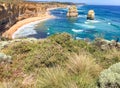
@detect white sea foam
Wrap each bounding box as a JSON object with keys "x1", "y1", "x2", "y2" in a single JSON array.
[
  {"x1": 60, "y1": 12, "x2": 64, "y2": 14},
  {"x1": 74, "y1": 23, "x2": 96, "y2": 29},
  {"x1": 72, "y1": 29, "x2": 83, "y2": 33},
  {"x1": 12, "y1": 18, "x2": 50, "y2": 39},
  {"x1": 108, "y1": 22, "x2": 111, "y2": 25},
  {"x1": 85, "y1": 20, "x2": 100, "y2": 24},
  {"x1": 78, "y1": 10, "x2": 85, "y2": 12},
  {"x1": 78, "y1": 15, "x2": 86, "y2": 18},
  {"x1": 76, "y1": 37, "x2": 83, "y2": 40},
  {"x1": 47, "y1": 32, "x2": 50, "y2": 35}
]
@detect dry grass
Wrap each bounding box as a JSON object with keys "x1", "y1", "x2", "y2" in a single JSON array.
[
  {"x1": 67, "y1": 52, "x2": 102, "y2": 76},
  {"x1": 65, "y1": 52, "x2": 102, "y2": 88},
  {"x1": 36, "y1": 67, "x2": 78, "y2": 88},
  {"x1": 0, "y1": 80, "x2": 22, "y2": 88},
  {"x1": 105, "y1": 48, "x2": 120, "y2": 59}
]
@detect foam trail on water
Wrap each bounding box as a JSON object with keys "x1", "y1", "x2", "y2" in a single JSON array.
[
  {"x1": 85, "y1": 20, "x2": 100, "y2": 24},
  {"x1": 72, "y1": 29, "x2": 83, "y2": 33},
  {"x1": 108, "y1": 22, "x2": 111, "y2": 25},
  {"x1": 78, "y1": 10, "x2": 85, "y2": 12},
  {"x1": 47, "y1": 32, "x2": 50, "y2": 35},
  {"x1": 74, "y1": 23, "x2": 96, "y2": 29},
  {"x1": 60, "y1": 12, "x2": 64, "y2": 14},
  {"x1": 76, "y1": 37, "x2": 83, "y2": 40},
  {"x1": 78, "y1": 15, "x2": 86, "y2": 18}
]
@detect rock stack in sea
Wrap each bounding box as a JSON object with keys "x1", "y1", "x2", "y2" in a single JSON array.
[
  {"x1": 87, "y1": 10, "x2": 95, "y2": 20},
  {"x1": 67, "y1": 6, "x2": 78, "y2": 17}
]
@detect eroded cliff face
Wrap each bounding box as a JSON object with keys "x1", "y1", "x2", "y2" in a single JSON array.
[{"x1": 0, "y1": 1, "x2": 67, "y2": 35}]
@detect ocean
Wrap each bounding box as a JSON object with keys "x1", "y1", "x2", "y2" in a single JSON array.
[{"x1": 13, "y1": 5, "x2": 120, "y2": 41}]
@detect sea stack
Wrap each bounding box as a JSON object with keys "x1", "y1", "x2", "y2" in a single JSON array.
[
  {"x1": 67, "y1": 5, "x2": 78, "y2": 17},
  {"x1": 87, "y1": 10, "x2": 95, "y2": 20}
]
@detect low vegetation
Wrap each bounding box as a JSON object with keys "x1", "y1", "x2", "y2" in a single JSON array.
[
  {"x1": 0, "y1": 33, "x2": 120, "y2": 88},
  {"x1": 98, "y1": 62, "x2": 120, "y2": 88}
]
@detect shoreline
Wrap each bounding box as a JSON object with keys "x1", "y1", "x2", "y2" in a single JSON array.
[
  {"x1": 12, "y1": 17, "x2": 54, "y2": 39},
  {"x1": 2, "y1": 11, "x2": 55, "y2": 39}
]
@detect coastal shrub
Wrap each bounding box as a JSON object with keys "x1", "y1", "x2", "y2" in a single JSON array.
[
  {"x1": 1, "y1": 38, "x2": 69, "y2": 72},
  {"x1": 48, "y1": 33, "x2": 90, "y2": 53},
  {"x1": 1, "y1": 33, "x2": 120, "y2": 88},
  {"x1": 48, "y1": 33, "x2": 72, "y2": 45},
  {"x1": 0, "y1": 41, "x2": 10, "y2": 50},
  {"x1": 84, "y1": 38, "x2": 120, "y2": 68},
  {"x1": 98, "y1": 62, "x2": 120, "y2": 88},
  {"x1": 91, "y1": 47, "x2": 120, "y2": 68},
  {"x1": 0, "y1": 37, "x2": 10, "y2": 41}
]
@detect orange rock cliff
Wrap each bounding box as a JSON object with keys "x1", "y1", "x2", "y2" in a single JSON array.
[{"x1": 0, "y1": 1, "x2": 68, "y2": 36}]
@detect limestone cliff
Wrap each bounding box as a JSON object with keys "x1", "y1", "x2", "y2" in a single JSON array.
[{"x1": 0, "y1": 1, "x2": 67, "y2": 35}]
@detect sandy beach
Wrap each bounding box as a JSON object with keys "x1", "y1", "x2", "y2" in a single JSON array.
[{"x1": 2, "y1": 12, "x2": 55, "y2": 39}]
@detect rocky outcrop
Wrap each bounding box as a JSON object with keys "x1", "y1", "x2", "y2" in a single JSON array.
[
  {"x1": 0, "y1": 53, "x2": 12, "y2": 64},
  {"x1": 87, "y1": 10, "x2": 95, "y2": 20},
  {"x1": 93, "y1": 38, "x2": 120, "y2": 50},
  {"x1": 67, "y1": 6, "x2": 78, "y2": 17}
]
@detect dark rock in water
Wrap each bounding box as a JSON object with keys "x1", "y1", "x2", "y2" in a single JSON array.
[
  {"x1": 87, "y1": 10, "x2": 95, "y2": 20},
  {"x1": 67, "y1": 6, "x2": 78, "y2": 17}
]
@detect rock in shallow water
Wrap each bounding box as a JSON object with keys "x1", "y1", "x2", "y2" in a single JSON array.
[
  {"x1": 67, "y1": 6, "x2": 78, "y2": 17},
  {"x1": 87, "y1": 10, "x2": 95, "y2": 20}
]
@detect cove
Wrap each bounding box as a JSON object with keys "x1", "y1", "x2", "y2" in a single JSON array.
[{"x1": 12, "y1": 5, "x2": 120, "y2": 41}]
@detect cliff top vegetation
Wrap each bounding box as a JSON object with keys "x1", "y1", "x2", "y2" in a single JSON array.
[{"x1": 0, "y1": 33, "x2": 120, "y2": 88}]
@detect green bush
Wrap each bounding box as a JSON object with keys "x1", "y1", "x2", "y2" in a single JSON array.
[
  {"x1": 98, "y1": 62, "x2": 120, "y2": 88},
  {"x1": 48, "y1": 33, "x2": 72, "y2": 45}
]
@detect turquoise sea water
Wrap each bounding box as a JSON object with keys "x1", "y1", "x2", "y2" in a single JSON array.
[{"x1": 13, "y1": 5, "x2": 120, "y2": 41}]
